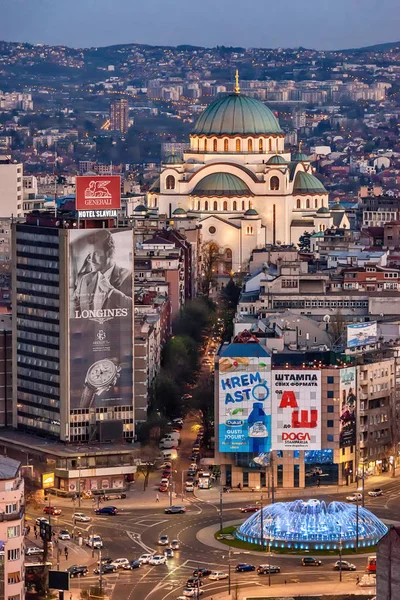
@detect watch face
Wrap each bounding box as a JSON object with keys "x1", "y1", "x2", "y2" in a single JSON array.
[{"x1": 87, "y1": 359, "x2": 116, "y2": 389}]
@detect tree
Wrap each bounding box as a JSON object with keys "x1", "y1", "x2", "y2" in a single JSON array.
[
  {"x1": 163, "y1": 335, "x2": 199, "y2": 384},
  {"x1": 134, "y1": 445, "x2": 160, "y2": 491},
  {"x1": 190, "y1": 372, "x2": 214, "y2": 441},
  {"x1": 201, "y1": 241, "x2": 221, "y2": 295},
  {"x1": 298, "y1": 231, "x2": 311, "y2": 252},
  {"x1": 150, "y1": 369, "x2": 182, "y2": 418},
  {"x1": 329, "y1": 310, "x2": 346, "y2": 345},
  {"x1": 221, "y1": 279, "x2": 241, "y2": 309}
]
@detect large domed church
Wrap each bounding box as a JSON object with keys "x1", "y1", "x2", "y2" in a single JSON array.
[{"x1": 147, "y1": 74, "x2": 347, "y2": 272}]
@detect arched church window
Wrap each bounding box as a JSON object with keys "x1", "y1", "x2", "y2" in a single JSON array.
[
  {"x1": 242, "y1": 201, "x2": 245, "y2": 210},
  {"x1": 233, "y1": 201, "x2": 237, "y2": 210},
  {"x1": 270, "y1": 176, "x2": 279, "y2": 191},
  {"x1": 166, "y1": 175, "x2": 175, "y2": 190},
  {"x1": 197, "y1": 201, "x2": 200, "y2": 210},
  {"x1": 196, "y1": 138, "x2": 199, "y2": 151},
  {"x1": 236, "y1": 139, "x2": 241, "y2": 152},
  {"x1": 154, "y1": 198, "x2": 158, "y2": 207},
  {"x1": 204, "y1": 139, "x2": 208, "y2": 152},
  {"x1": 223, "y1": 201, "x2": 228, "y2": 210},
  {"x1": 213, "y1": 201, "x2": 218, "y2": 211},
  {"x1": 248, "y1": 139, "x2": 253, "y2": 152},
  {"x1": 224, "y1": 139, "x2": 229, "y2": 152},
  {"x1": 306, "y1": 198, "x2": 310, "y2": 209},
  {"x1": 315, "y1": 198, "x2": 318, "y2": 208},
  {"x1": 269, "y1": 139, "x2": 272, "y2": 152},
  {"x1": 259, "y1": 139, "x2": 263, "y2": 153},
  {"x1": 205, "y1": 201, "x2": 208, "y2": 210},
  {"x1": 213, "y1": 139, "x2": 217, "y2": 152},
  {"x1": 296, "y1": 199, "x2": 301, "y2": 209}
]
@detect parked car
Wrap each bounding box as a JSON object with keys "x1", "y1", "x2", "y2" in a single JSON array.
[
  {"x1": 185, "y1": 483, "x2": 194, "y2": 493},
  {"x1": 67, "y1": 565, "x2": 88, "y2": 578},
  {"x1": 160, "y1": 478, "x2": 169, "y2": 487},
  {"x1": 193, "y1": 568, "x2": 211, "y2": 577},
  {"x1": 25, "y1": 547, "x2": 44, "y2": 556},
  {"x1": 94, "y1": 506, "x2": 118, "y2": 515},
  {"x1": 35, "y1": 517, "x2": 49, "y2": 527},
  {"x1": 209, "y1": 571, "x2": 228, "y2": 580},
  {"x1": 58, "y1": 530, "x2": 71, "y2": 541},
  {"x1": 240, "y1": 505, "x2": 259, "y2": 513},
  {"x1": 111, "y1": 558, "x2": 130, "y2": 569},
  {"x1": 43, "y1": 506, "x2": 61, "y2": 516},
  {"x1": 170, "y1": 540, "x2": 180, "y2": 550},
  {"x1": 138, "y1": 553, "x2": 153, "y2": 564},
  {"x1": 183, "y1": 589, "x2": 204, "y2": 597},
  {"x1": 97, "y1": 557, "x2": 113, "y2": 566},
  {"x1": 186, "y1": 578, "x2": 203, "y2": 588},
  {"x1": 73, "y1": 513, "x2": 91, "y2": 522},
  {"x1": 346, "y1": 493, "x2": 362, "y2": 502},
  {"x1": 334, "y1": 560, "x2": 356, "y2": 571},
  {"x1": 302, "y1": 557, "x2": 322, "y2": 566},
  {"x1": 149, "y1": 554, "x2": 167, "y2": 565},
  {"x1": 159, "y1": 485, "x2": 168, "y2": 493},
  {"x1": 93, "y1": 564, "x2": 117, "y2": 575},
  {"x1": 257, "y1": 564, "x2": 281, "y2": 574},
  {"x1": 165, "y1": 505, "x2": 186, "y2": 514},
  {"x1": 103, "y1": 492, "x2": 126, "y2": 501},
  {"x1": 127, "y1": 560, "x2": 140, "y2": 570},
  {"x1": 86, "y1": 535, "x2": 103, "y2": 549},
  {"x1": 368, "y1": 488, "x2": 383, "y2": 497},
  {"x1": 158, "y1": 535, "x2": 169, "y2": 546},
  {"x1": 236, "y1": 563, "x2": 255, "y2": 572}
]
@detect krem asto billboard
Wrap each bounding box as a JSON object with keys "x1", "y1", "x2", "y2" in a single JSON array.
[
  {"x1": 76, "y1": 175, "x2": 121, "y2": 211},
  {"x1": 272, "y1": 370, "x2": 321, "y2": 450},
  {"x1": 68, "y1": 228, "x2": 133, "y2": 410},
  {"x1": 218, "y1": 356, "x2": 271, "y2": 453}
]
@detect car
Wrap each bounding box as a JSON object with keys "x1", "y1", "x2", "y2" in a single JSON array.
[
  {"x1": 186, "y1": 578, "x2": 203, "y2": 588},
  {"x1": 35, "y1": 517, "x2": 49, "y2": 526},
  {"x1": 94, "y1": 506, "x2": 118, "y2": 515},
  {"x1": 187, "y1": 469, "x2": 196, "y2": 477},
  {"x1": 160, "y1": 461, "x2": 172, "y2": 470},
  {"x1": 67, "y1": 565, "x2": 88, "y2": 578},
  {"x1": 159, "y1": 485, "x2": 169, "y2": 493},
  {"x1": 162, "y1": 471, "x2": 172, "y2": 478},
  {"x1": 170, "y1": 540, "x2": 180, "y2": 550},
  {"x1": 235, "y1": 563, "x2": 255, "y2": 572},
  {"x1": 183, "y1": 589, "x2": 204, "y2": 597},
  {"x1": 158, "y1": 535, "x2": 169, "y2": 546},
  {"x1": 189, "y1": 463, "x2": 197, "y2": 470},
  {"x1": 186, "y1": 477, "x2": 195, "y2": 484},
  {"x1": 160, "y1": 478, "x2": 170, "y2": 487},
  {"x1": 86, "y1": 535, "x2": 103, "y2": 549},
  {"x1": 25, "y1": 547, "x2": 44, "y2": 556},
  {"x1": 111, "y1": 558, "x2": 130, "y2": 569},
  {"x1": 97, "y1": 557, "x2": 113, "y2": 566},
  {"x1": 185, "y1": 484, "x2": 194, "y2": 493},
  {"x1": 190, "y1": 454, "x2": 200, "y2": 461},
  {"x1": 127, "y1": 559, "x2": 140, "y2": 570},
  {"x1": 334, "y1": 560, "x2": 356, "y2": 571},
  {"x1": 368, "y1": 488, "x2": 383, "y2": 497},
  {"x1": 93, "y1": 564, "x2": 117, "y2": 575},
  {"x1": 149, "y1": 554, "x2": 167, "y2": 565},
  {"x1": 103, "y1": 492, "x2": 126, "y2": 501},
  {"x1": 346, "y1": 493, "x2": 363, "y2": 502},
  {"x1": 165, "y1": 505, "x2": 186, "y2": 514},
  {"x1": 193, "y1": 568, "x2": 211, "y2": 577},
  {"x1": 73, "y1": 513, "x2": 91, "y2": 522},
  {"x1": 240, "y1": 505, "x2": 259, "y2": 513},
  {"x1": 302, "y1": 557, "x2": 322, "y2": 566},
  {"x1": 138, "y1": 553, "x2": 153, "y2": 564},
  {"x1": 192, "y1": 445, "x2": 200, "y2": 452},
  {"x1": 58, "y1": 530, "x2": 71, "y2": 541},
  {"x1": 164, "y1": 548, "x2": 174, "y2": 559},
  {"x1": 209, "y1": 571, "x2": 228, "y2": 580},
  {"x1": 257, "y1": 564, "x2": 281, "y2": 574},
  {"x1": 43, "y1": 506, "x2": 62, "y2": 516}
]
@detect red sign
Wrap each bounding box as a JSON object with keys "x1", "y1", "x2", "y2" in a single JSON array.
[{"x1": 76, "y1": 176, "x2": 121, "y2": 211}]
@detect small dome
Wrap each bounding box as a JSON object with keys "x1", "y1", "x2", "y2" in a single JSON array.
[
  {"x1": 192, "y1": 93, "x2": 283, "y2": 136},
  {"x1": 266, "y1": 155, "x2": 287, "y2": 165},
  {"x1": 163, "y1": 154, "x2": 184, "y2": 165},
  {"x1": 293, "y1": 171, "x2": 327, "y2": 194},
  {"x1": 244, "y1": 207, "x2": 259, "y2": 216},
  {"x1": 331, "y1": 201, "x2": 345, "y2": 211},
  {"x1": 190, "y1": 173, "x2": 253, "y2": 197},
  {"x1": 317, "y1": 206, "x2": 330, "y2": 214},
  {"x1": 134, "y1": 204, "x2": 147, "y2": 212},
  {"x1": 292, "y1": 151, "x2": 310, "y2": 162},
  {"x1": 172, "y1": 207, "x2": 187, "y2": 216}
]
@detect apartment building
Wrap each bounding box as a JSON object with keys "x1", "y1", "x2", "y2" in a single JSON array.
[{"x1": 0, "y1": 157, "x2": 23, "y2": 218}]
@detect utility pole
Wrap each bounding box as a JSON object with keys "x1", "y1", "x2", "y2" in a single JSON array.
[
  {"x1": 228, "y1": 546, "x2": 231, "y2": 595},
  {"x1": 98, "y1": 546, "x2": 103, "y2": 595},
  {"x1": 355, "y1": 496, "x2": 359, "y2": 552},
  {"x1": 259, "y1": 494, "x2": 264, "y2": 550},
  {"x1": 219, "y1": 485, "x2": 223, "y2": 532},
  {"x1": 271, "y1": 452, "x2": 275, "y2": 504}
]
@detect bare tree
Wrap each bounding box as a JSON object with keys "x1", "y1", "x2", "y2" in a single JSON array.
[
  {"x1": 133, "y1": 445, "x2": 160, "y2": 491},
  {"x1": 328, "y1": 310, "x2": 346, "y2": 346},
  {"x1": 201, "y1": 241, "x2": 221, "y2": 295}
]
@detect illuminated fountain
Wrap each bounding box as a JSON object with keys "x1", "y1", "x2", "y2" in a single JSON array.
[{"x1": 237, "y1": 499, "x2": 388, "y2": 550}]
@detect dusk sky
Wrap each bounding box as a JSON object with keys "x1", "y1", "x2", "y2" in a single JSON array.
[{"x1": 0, "y1": 0, "x2": 399, "y2": 50}]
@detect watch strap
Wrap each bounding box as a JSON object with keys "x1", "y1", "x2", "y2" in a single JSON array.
[{"x1": 80, "y1": 385, "x2": 95, "y2": 409}]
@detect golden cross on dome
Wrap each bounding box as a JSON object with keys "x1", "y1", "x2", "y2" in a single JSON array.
[
  {"x1": 234, "y1": 69, "x2": 240, "y2": 94},
  {"x1": 299, "y1": 140, "x2": 303, "y2": 152}
]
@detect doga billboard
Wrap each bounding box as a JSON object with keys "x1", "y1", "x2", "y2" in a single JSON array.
[{"x1": 272, "y1": 370, "x2": 321, "y2": 450}]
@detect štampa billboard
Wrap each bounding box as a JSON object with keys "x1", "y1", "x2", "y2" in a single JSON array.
[
  {"x1": 272, "y1": 370, "x2": 321, "y2": 450},
  {"x1": 218, "y1": 356, "x2": 271, "y2": 454}
]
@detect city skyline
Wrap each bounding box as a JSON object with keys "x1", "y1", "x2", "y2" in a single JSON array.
[{"x1": 1, "y1": 0, "x2": 400, "y2": 50}]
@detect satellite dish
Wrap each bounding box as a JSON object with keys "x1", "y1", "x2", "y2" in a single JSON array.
[{"x1": 323, "y1": 315, "x2": 331, "y2": 323}]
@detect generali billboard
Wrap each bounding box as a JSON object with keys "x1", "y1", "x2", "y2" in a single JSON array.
[
  {"x1": 272, "y1": 370, "x2": 321, "y2": 450},
  {"x1": 76, "y1": 176, "x2": 121, "y2": 211}
]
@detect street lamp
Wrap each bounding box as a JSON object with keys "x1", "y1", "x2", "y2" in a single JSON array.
[
  {"x1": 337, "y1": 522, "x2": 343, "y2": 582},
  {"x1": 77, "y1": 456, "x2": 81, "y2": 508}
]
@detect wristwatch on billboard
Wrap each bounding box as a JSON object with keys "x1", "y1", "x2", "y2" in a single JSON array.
[{"x1": 80, "y1": 358, "x2": 121, "y2": 408}]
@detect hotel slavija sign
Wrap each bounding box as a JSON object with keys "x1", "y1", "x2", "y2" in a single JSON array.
[
  {"x1": 78, "y1": 209, "x2": 118, "y2": 218},
  {"x1": 218, "y1": 356, "x2": 271, "y2": 453},
  {"x1": 68, "y1": 229, "x2": 133, "y2": 410},
  {"x1": 272, "y1": 370, "x2": 322, "y2": 450}
]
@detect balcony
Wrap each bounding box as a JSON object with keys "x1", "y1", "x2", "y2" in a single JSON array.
[{"x1": 0, "y1": 506, "x2": 24, "y2": 522}]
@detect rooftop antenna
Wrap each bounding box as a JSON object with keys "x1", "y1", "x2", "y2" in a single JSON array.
[{"x1": 234, "y1": 69, "x2": 240, "y2": 94}]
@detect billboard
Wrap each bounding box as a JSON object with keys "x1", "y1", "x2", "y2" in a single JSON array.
[
  {"x1": 68, "y1": 229, "x2": 133, "y2": 410},
  {"x1": 75, "y1": 175, "x2": 121, "y2": 211},
  {"x1": 347, "y1": 322, "x2": 377, "y2": 348},
  {"x1": 339, "y1": 367, "x2": 357, "y2": 448},
  {"x1": 218, "y1": 356, "x2": 271, "y2": 454},
  {"x1": 272, "y1": 370, "x2": 321, "y2": 450},
  {"x1": 42, "y1": 473, "x2": 55, "y2": 489}
]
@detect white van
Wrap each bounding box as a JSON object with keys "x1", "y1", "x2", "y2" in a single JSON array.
[{"x1": 159, "y1": 440, "x2": 177, "y2": 450}]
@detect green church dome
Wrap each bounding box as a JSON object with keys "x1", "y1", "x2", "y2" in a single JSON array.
[
  {"x1": 317, "y1": 206, "x2": 330, "y2": 214},
  {"x1": 163, "y1": 154, "x2": 184, "y2": 165},
  {"x1": 292, "y1": 151, "x2": 310, "y2": 162},
  {"x1": 192, "y1": 94, "x2": 283, "y2": 136},
  {"x1": 134, "y1": 204, "x2": 147, "y2": 212},
  {"x1": 331, "y1": 201, "x2": 345, "y2": 211},
  {"x1": 266, "y1": 155, "x2": 287, "y2": 165},
  {"x1": 244, "y1": 207, "x2": 259, "y2": 216},
  {"x1": 190, "y1": 172, "x2": 253, "y2": 197},
  {"x1": 293, "y1": 171, "x2": 327, "y2": 194},
  {"x1": 172, "y1": 207, "x2": 187, "y2": 215}
]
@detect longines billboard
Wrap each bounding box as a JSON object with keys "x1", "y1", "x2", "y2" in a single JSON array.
[{"x1": 68, "y1": 229, "x2": 133, "y2": 410}]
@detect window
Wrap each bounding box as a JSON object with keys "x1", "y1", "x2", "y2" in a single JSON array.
[
  {"x1": 205, "y1": 201, "x2": 208, "y2": 210},
  {"x1": 246, "y1": 226, "x2": 253, "y2": 235},
  {"x1": 7, "y1": 526, "x2": 20, "y2": 538},
  {"x1": 306, "y1": 198, "x2": 310, "y2": 208},
  {"x1": 315, "y1": 198, "x2": 318, "y2": 208},
  {"x1": 204, "y1": 139, "x2": 207, "y2": 151},
  {"x1": 223, "y1": 201, "x2": 228, "y2": 210},
  {"x1": 7, "y1": 549, "x2": 20, "y2": 561},
  {"x1": 327, "y1": 376, "x2": 334, "y2": 384},
  {"x1": 277, "y1": 464, "x2": 283, "y2": 487},
  {"x1": 248, "y1": 139, "x2": 253, "y2": 152},
  {"x1": 233, "y1": 200, "x2": 237, "y2": 210},
  {"x1": 276, "y1": 450, "x2": 283, "y2": 458},
  {"x1": 293, "y1": 450, "x2": 300, "y2": 459},
  {"x1": 242, "y1": 201, "x2": 245, "y2": 210},
  {"x1": 166, "y1": 175, "x2": 175, "y2": 190},
  {"x1": 242, "y1": 471, "x2": 249, "y2": 487},
  {"x1": 327, "y1": 434, "x2": 334, "y2": 442},
  {"x1": 224, "y1": 138, "x2": 229, "y2": 152},
  {"x1": 297, "y1": 199, "x2": 301, "y2": 209},
  {"x1": 209, "y1": 226, "x2": 216, "y2": 234},
  {"x1": 8, "y1": 572, "x2": 21, "y2": 585},
  {"x1": 213, "y1": 201, "x2": 218, "y2": 211},
  {"x1": 269, "y1": 138, "x2": 272, "y2": 152},
  {"x1": 327, "y1": 405, "x2": 334, "y2": 413},
  {"x1": 270, "y1": 176, "x2": 279, "y2": 191},
  {"x1": 327, "y1": 420, "x2": 334, "y2": 428},
  {"x1": 236, "y1": 138, "x2": 241, "y2": 152},
  {"x1": 327, "y1": 390, "x2": 334, "y2": 398},
  {"x1": 8, "y1": 595, "x2": 20, "y2": 600},
  {"x1": 5, "y1": 504, "x2": 17, "y2": 514},
  {"x1": 259, "y1": 139, "x2": 263, "y2": 153},
  {"x1": 213, "y1": 139, "x2": 217, "y2": 152},
  {"x1": 294, "y1": 464, "x2": 300, "y2": 488},
  {"x1": 197, "y1": 201, "x2": 200, "y2": 210}
]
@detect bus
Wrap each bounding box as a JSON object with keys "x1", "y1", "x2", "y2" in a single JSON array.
[{"x1": 366, "y1": 556, "x2": 376, "y2": 572}]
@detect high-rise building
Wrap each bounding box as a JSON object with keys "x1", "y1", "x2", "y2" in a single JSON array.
[
  {"x1": 0, "y1": 156, "x2": 23, "y2": 218},
  {"x1": 110, "y1": 99, "x2": 129, "y2": 133},
  {"x1": 0, "y1": 314, "x2": 12, "y2": 428}
]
